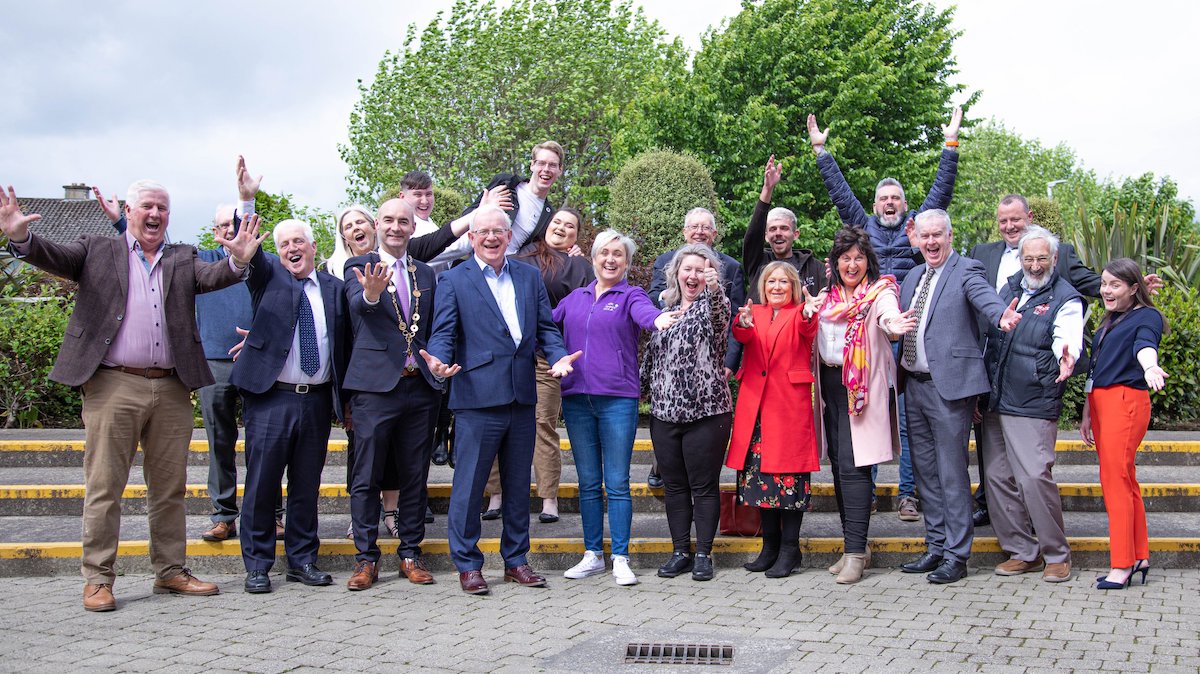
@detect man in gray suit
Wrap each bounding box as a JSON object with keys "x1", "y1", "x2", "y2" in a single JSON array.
[{"x1": 897, "y1": 209, "x2": 1021, "y2": 584}]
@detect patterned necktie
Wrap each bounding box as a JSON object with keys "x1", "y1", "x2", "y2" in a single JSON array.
[
  {"x1": 395, "y1": 259, "x2": 410, "y2": 320},
  {"x1": 901, "y1": 268, "x2": 935, "y2": 368},
  {"x1": 297, "y1": 278, "x2": 319, "y2": 376}
]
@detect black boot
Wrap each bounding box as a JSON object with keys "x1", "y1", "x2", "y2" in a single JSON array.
[
  {"x1": 431, "y1": 425, "x2": 449, "y2": 466},
  {"x1": 744, "y1": 508, "x2": 781, "y2": 572},
  {"x1": 765, "y1": 510, "x2": 804, "y2": 578}
]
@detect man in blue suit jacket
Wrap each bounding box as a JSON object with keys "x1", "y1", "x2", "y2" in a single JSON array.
[
  {"x1": 342, "y1": 199, "x2": 443, "y2": 590},
  {"x1": 233, "y1": 218, "x2": 349, "y2": 594},
  {"x1": 422, "y1": 206, "x2": 580, "y2": 595},
  {"x1": 897, "y1": 209, "x2": 1020, "y2": 585}
]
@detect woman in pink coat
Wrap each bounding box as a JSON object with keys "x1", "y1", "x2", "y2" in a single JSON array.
[{"x1": 815, "y1": 228, "x2": 916, "y2": 584}]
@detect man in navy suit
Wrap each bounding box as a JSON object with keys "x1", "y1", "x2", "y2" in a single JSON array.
[
  {"x1": 342, "y1": 199, "x2": 442, "y2": 590},
  {"x1": 233, "y1": 218, "x2": 349, "y2": 594},
  {"x1": 897, "y1": 209, "x2": 1021, "y2": 584},
  {"x1": 421, "y1": 206, "x2": 580, "y2": 595}
]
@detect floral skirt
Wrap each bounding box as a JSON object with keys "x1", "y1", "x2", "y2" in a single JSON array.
[{"x1": 736, "y1": 420, "x2": 811, "y2": 511}]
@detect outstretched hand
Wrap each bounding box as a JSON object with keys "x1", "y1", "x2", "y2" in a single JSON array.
[
  {"x1": 801, "y1": 286, "x2": 827, "y2": 318},
  {"x1": 654, "y1": 309, "x2": 682, "y2": 331},
  {"x1": 736, "y1": 300, "x2": 754, "y2": 328},
  {"x1": 353, "y1": 262, "x2": 394, "y2": 303},
  {"x1": 236, "y1": 155, "x2": 263, "y2": 201},
  {"x1": 943, "y1": 106, "x2": 963, "y2": 143},
  {"x1": 419, "y1": 349, "x2": 462, "y2": 379},
  {"x1": 762, "y1": 154, "x2": 782, "y2": 194},
  {"x1": 549, "y1": 350, "x2": 583, "y2": 378},
  {"x1": 888, "y1": 307, "x2": 918, "y2": 336},
  {"x1": 806, "y1": 114, "x2": 829, "y2": 153},
  {"x1": 998, "y1": 298, "x2": 1022, "y2": 332},
  {"x1": 1055, "y1": 344, "x2": 1075, "y2": 383},
  {"x1": 1144, "y1": 273, "x2": 1165, "y2": 295},
  {"x1": 92, "y1": 186, "x2": 122, "y2": 223},
  {"x1": 0, "y1": 186, "x2": 41, "y2": 241},
  {"x1": 217, "y1": 213, "x2": 270, "y2": 266},
  {"x1": 1144, "y1": 365, "x2": 1169, "y2": 391}
]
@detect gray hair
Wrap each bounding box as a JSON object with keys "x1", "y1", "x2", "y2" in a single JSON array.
[
  {"x1": 1018, "y1": 225, "x2": 1059, "y2": 258},
  {"x1": 662, "y1": 243, "x2": 723, "y2": 309},
  {"x1": 213, "y1": 204, "x2": 236, "y2": 226},
  {"x1": 766, "y1": 207, "x2": 797, "y2": 230},
  {"x1": 590, "y1": 228, "x2": 637, "y2": 279},
  {"x1": 914, "y1": 208, "x2": 952, "y2": 234},
  {"x1": 684, "y1": 207, "x2": 717, "y2": 230},
  {"x1": 471, "y1": 205, "x2": 512, "y2": 231},
  {"x1": 125, "y1": 179, "x2": 170, "y2": 209},
  {"x1": 272, "y1": 219, "x2": 315, "y2": 248},
  {"x1": 874, "y1": 177, "x2": 906, "y2": 202}
]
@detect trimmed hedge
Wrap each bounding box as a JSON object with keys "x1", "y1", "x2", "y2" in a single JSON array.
[{"x1": 607, "y1": 149, "x2": 719, "y2": 264}]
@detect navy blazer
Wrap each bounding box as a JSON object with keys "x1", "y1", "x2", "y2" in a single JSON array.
[
  {"x1": 426, "y1": 257, "x2": 568, "y2": 410},
  {"x1": 231, "y1": 248, "x2": 349, "y2": 418},
  {"x1": 342, "y1": 252, "x2": 441, "y2": 392}
]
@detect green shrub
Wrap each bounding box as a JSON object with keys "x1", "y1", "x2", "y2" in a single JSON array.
[
  {"x1": 607, "y1": 149, "x2": 719, "y2": 265},
  {"x1": 1027, "y1": 195, "x2": 1064, "y2": 236},
  {"x1": 0, "y1": 296, "x2": 80, "y2": 427},
  {"x1": 1149, "y1": 285, "x2": 1200, "y2": 425}
]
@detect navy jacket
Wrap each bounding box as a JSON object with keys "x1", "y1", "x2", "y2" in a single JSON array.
[{"x1": 461, "y1": 173, "x2": 555, "y2": 255}]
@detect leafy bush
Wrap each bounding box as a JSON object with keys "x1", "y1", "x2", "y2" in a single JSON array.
[
  {"x1": 1027, "y1": 196, "x2": 1064, "y2": 236},
  {"x1": 607, "y1": 149, "x2": 719, "y2": 265},
  {"x1": 0, "y1": 295, "x2": 80, "y2": 427}
]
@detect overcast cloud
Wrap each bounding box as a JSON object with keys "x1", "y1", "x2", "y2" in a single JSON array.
[{"x1": 2, "y1": 0, "x2": 1196, "y2": 244}]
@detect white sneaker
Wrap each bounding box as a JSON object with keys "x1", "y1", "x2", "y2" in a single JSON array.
[
  {"x1": 564, "y1": 550, "x2": 606, "y2": 579},
  {"x1": 612, "y1": 555, "x2": 639, "y2": 586}
]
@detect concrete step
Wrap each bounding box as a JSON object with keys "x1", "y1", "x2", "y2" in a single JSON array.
[{"x1": 1, "y1": 511, "x2": 1197, "y2": 576}]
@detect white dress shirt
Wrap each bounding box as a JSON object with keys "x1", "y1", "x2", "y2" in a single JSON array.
[
  {"x1": 908, "y1": 264, "x2": 944, "y2": 373},
  {"x1": 476, "y1": 256, "x2": 522, "y2": 347},
  {"x1": 995, "y1": 246, "x2": 1021, "y2": 293},
  {"x1": 278, "y1": 271, "x2": 331, "y2": 385}
]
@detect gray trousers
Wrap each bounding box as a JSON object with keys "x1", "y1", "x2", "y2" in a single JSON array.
[
  {"x1": 979, "y1": 411, "x2": 1071, "y2": 564},
  {"x1": 905, "y1": 378, "x2": 975, "y2": 564}
]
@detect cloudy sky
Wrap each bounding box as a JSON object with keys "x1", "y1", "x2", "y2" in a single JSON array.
[{"x1": 3, "y1": 1, "x2": 1196, "y2": 244}]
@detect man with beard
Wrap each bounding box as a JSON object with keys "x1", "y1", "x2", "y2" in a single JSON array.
[
  {"x1": 807, "y1": 106, "x2": 963, "y2": 523},
  {"x1": 741, "y1": 155, "x2": 825, "y2": 301},
  {"x1": 978, "y1": 226, "x2": 1082, "y2": 583}
]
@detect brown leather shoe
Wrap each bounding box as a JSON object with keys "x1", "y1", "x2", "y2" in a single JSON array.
[
  {"x1": 1043, "y1": 561, "x2": 1072, "y2": 583},
  {"x1": 275, "y1": 516, "x2": 285, "y2": 537},
  {"x1": 152, "y1": 568, "x2": 220, "y2": 596},
  {"x1": 83, "y1": 583, "x2": 116, "y2": 612},
  {"x1": 400, "y1": 557, "x2": 436, "y2": 585},
  {"x1": 459, "y1": 570, "x2": 489, "y2": 595},
  {"x1": 201, "y1": 521, "x2": 236, "y2": 542},
  {"x1": 504, "y1": 564, "x2": 547, "y2": 587},
  {"x1": 347, "y1": 560, "x2": 379, "y2": 591},
  {"x1": 995, "y1": 557, "x2": 1044, "y2": 576}
]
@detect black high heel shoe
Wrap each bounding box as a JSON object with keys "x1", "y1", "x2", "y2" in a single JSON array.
[
  {"x1": 1096, "y1": 566, "x2": 1134, "y2": 590},
  {"x1": 1096, "y1": 559, "x2": 1150, "y2": 584}
]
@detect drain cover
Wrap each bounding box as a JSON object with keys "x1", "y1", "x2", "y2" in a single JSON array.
[{"x1": 624, "y1": 642, "x2": 734, "y2": 665}]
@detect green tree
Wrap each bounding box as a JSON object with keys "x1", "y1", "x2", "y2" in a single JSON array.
[
  {"x1": 626, "y1": 0, "x2": 974, "y2": 256},
  {"x1": 341, "y1": 0, "x2": 688, "y2": 218},
  {"x1": 377, "y1": 185, "x2": 469, "y2": 227},
  {"x1": 607, "y1": 149, "x2": 719, "y2": 266}
]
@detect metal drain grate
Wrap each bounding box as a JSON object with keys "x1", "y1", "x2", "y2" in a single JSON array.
[{"x1": 624, "y1": 642, "x2": 734, "y2": 665}]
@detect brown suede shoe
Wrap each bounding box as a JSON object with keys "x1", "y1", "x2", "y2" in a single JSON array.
[
  {"x1": 1043, "y1": 561, "x2": 1072, "y2": 583},
  {"x1": 347, "y1": 560, "x2": 379, "y2": 591},
  {"x1": 994, "y1": 557, "x2": 1044, "y2": 576},
  {"x1": 201, "y1": 521, "x2": 236, "y2": 542},
  {"x1": 152, "y1": 569, "x2": 220, "y2": 596},
  {"x1": 83, "y1": 583, "x2": 116, "y2": 612},
  {"x1": 504, "y1": 564, "x2": 547, "y2": 587},
  {"x1": 400, "y1": 557, "x2": 436, "y2": 585},
  {"x1": 459, "y1": 570, "x2": 489, "y2": 595}
]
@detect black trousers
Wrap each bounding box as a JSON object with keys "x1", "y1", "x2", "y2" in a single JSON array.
[
  {"x1": 239, "y1": 386, "x2": 331, "y2": 571},
  {"x1": 650, "y1": 412, "x2": 732, "y2": 555},
  {"x1": 820, "y1": 365, "x2": 872, "y2": 554},
  {"x1": 348, "y1": 376, "x2": 440, "y2": 561}
]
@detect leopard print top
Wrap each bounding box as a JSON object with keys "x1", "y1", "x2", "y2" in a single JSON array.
[{"x1": 641, "y1": 288, "x2": 732, "y2": 423}]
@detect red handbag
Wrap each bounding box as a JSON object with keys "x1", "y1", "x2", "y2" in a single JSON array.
[{"x1": 718, "y1": 487, "x2": 762, "y2": 536}]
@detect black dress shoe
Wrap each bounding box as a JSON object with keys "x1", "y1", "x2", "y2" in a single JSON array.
[
  {"x1": 972, "y1": 507, "x2": 991, "y2": 527},
  {"x1": 286, "y1": 563, "x2": 333, "y2": 586},
  {"x1": 691, "y1": 553, "x2": 714, "y2": 581},
  {"x1": 900, "y1": 551, "x2": 944, "y2": 573},
  {"x1": 538, "y1": 512, "x2": 559, "y2": 523},
  {"x1": 927, "y1": 559, "x2": 969, "y2": 584},
  {"x1": 657, "y1": 552, "x2": 693, "y2": 578},
  {"x1": 481, "y1": 508, "x2": 501, "y2": 521},
  {"x1": 647, "y1": 469, "x2": 664, "y2": 489},
  {"x1": 244, "y1": 570, "x2": 271, "y2": 594},
  {"x1": 425, "y1": 506, "x2": 435, "y2": 523},
  {"x1": 431, "y1": 433, "x2": 449, "y2": 466}
]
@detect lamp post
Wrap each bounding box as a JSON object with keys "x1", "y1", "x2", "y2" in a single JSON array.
[{"x1": 1046, "y1": 179, "x2": 1068, "y2": 201}]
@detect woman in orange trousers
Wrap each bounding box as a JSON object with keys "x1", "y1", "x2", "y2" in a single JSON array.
[{"x1": 1080, "y1": 258, "x2": 1168, "y2": 590}]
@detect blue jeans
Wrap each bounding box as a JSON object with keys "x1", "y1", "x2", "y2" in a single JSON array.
[
  {"x1": 561, "y1": 394, "x2": 638, "y2": 557},
  {"x1": 891, "y1": 341, "x2": 915, "y2": 498}
]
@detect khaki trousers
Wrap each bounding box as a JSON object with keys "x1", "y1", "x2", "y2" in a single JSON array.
[
  {"x1": 80, "y1": 368, "x2": 194, "y2": 585},
  {"x1": 485, "y1": 355, "x2": 562, "y2": 500}
]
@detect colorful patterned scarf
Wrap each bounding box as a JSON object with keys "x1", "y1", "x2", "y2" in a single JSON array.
[{"x1": 819, "y1": 276, "x2": 899, "y2": 416}]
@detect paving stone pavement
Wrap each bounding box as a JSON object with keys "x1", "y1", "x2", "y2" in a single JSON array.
[{"x1": 0, "y1": 567, "x2": 1198, "y2": 673}]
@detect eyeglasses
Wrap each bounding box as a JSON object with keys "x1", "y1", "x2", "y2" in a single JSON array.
[
  {"x1": 1022, "y1": 256, "x2": 1051, "y2": 265},
  {"x1": 531, "y1": 160, "x2": 561, "y2": 170},
  {"x1": 471, "y1": 228, "x2": 510, "y2": 238},
  {"x1": 684, "y1": 223, "x2": 716, "y2": 232}
]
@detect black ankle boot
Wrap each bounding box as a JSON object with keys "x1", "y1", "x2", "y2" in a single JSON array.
[
  {"x1": 765, "y1": 545, "x2": 801, "y2": 578},
  {"x1": 745, "y1": 507, "x2": 782, "y2": 572}
]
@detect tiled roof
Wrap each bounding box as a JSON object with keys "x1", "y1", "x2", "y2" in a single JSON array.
[{"x1": 18, "y1": 198, "x2": 119, "y2": 245}]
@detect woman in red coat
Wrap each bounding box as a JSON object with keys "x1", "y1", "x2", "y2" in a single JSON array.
[{"x1": 726, "y1": 261, "x2": 822, "y2": 578}]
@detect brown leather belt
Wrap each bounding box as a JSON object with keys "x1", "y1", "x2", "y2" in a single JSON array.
[
  {"x1": 100, "y1": 365, "x2": 176, "y2": 379},
  {"x1": 400, "y1": 367, "x2": 421, "y2": 378}
]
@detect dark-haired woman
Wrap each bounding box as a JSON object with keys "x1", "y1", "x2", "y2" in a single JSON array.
[
  {"x1": 1081, "y1": 257, "x2": 1168, "y2": 590},
  {"x1": 815, "y1": 228, "x2": 916, "y2": 584}
]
